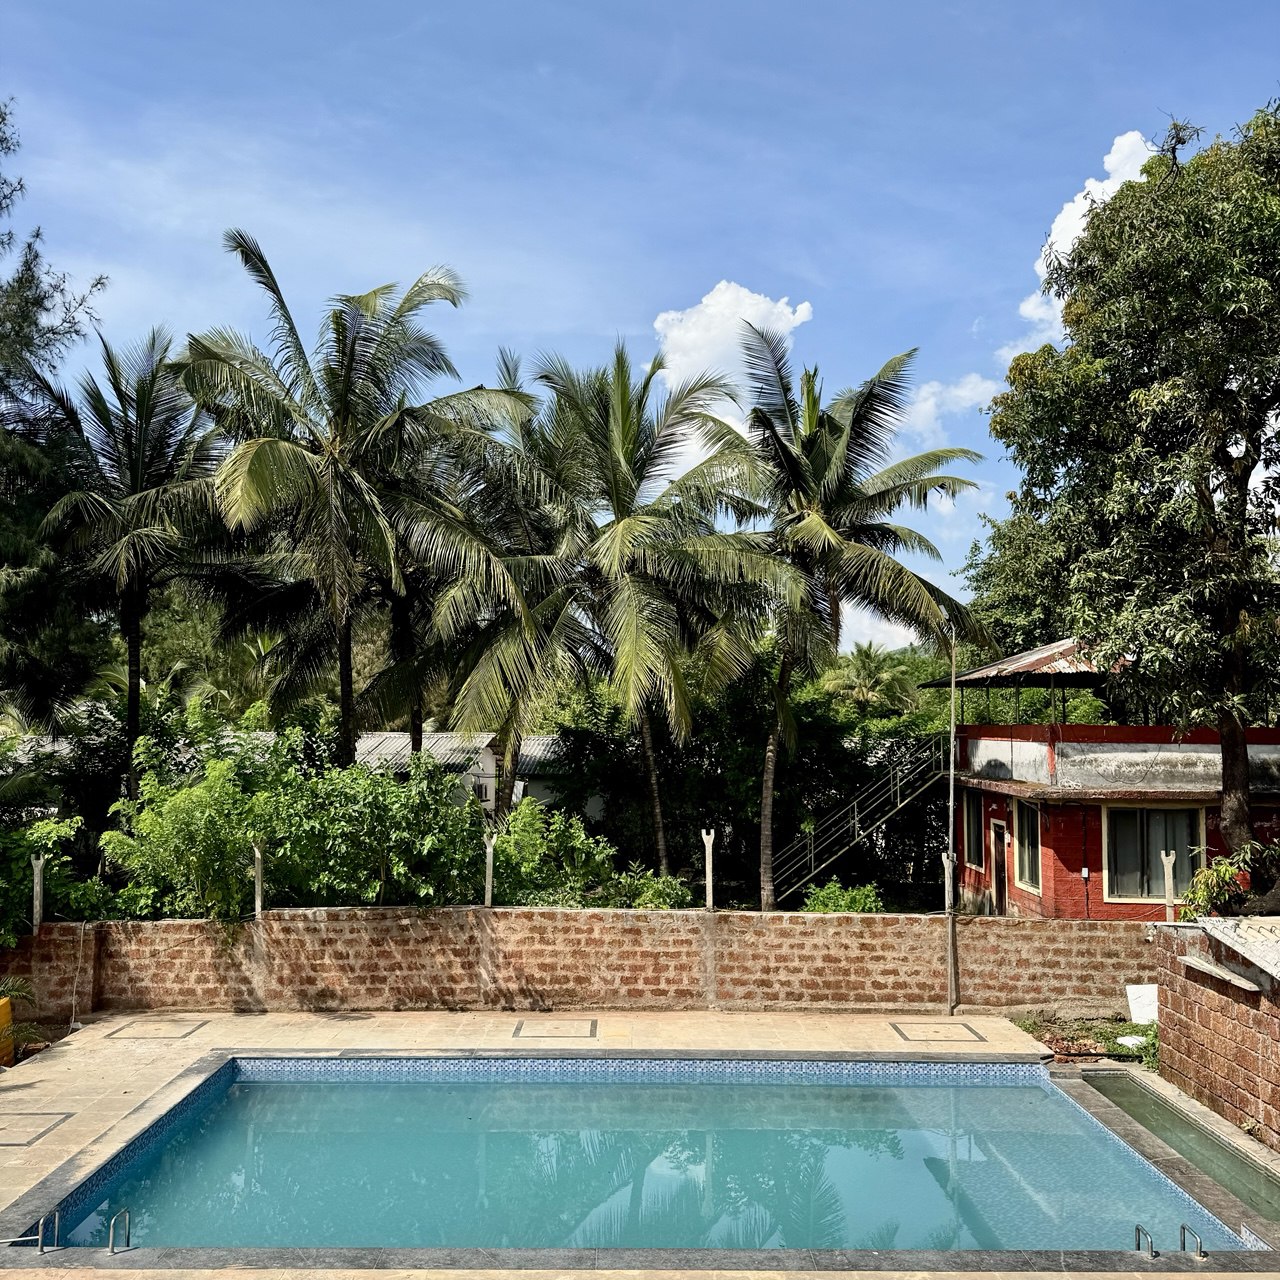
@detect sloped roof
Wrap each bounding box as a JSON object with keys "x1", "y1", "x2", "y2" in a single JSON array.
[
  {"x1": 1199, "y1": 916, "x2": 1280, "y2": 981},
  {"x1": 922, "y1": 638, "x2": 1109, "y2": 689},
  {"x1": 356, "y1": 731, "x2": 494, "y2": 770},
  {"x1": 517, "y1": 735, "x2": 563, "y2": 776}
]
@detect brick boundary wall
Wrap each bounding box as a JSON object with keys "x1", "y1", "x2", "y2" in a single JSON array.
[
  {"x1": 0, "y1": 910, "x2": 1158, "y2": 1022},
  {"x1": 1156, "y1": 925, "x2": 1280, "y2": 1154}
]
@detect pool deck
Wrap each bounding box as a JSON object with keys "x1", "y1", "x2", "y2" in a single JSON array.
[{"x1": 0, "y1": 1011, "x2": 1270, "y2": 1277}]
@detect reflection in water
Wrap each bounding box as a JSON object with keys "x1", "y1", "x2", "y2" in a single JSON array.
[{"x1": 61, "y1": 1081, "x2": 1239, "y2": 1252}]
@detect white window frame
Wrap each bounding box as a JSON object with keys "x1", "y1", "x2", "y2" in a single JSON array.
[
  {"x1": 964, "y1": 792, "x2": 985, "y2": 870},
  {"x1": 1101, "y1": 804, "x2": 1206, "y2": 904},
  {"x1": 1012, "y1": 799, "x2": 1042, "y2": 895}
]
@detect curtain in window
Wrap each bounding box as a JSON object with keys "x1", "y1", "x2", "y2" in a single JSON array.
[
  {"x1": 1108, "y1": 809, "x2": 1198, "y2": 898},
  {"x1": 965, "y1": 794, "x2": 984, "y2": 868},
  {"x1": 1016, "y1": 800, "x2": 1040, "y2": 889}
]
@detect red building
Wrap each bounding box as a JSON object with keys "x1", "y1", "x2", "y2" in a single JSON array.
[{"x1": 937, "y1": 642, "x2": 1280, "y2": 921}]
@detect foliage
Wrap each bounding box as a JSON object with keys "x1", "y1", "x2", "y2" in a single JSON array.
[
  {"x1": 985, "y1": 104, "x2": 1280, "y2": 855},
  {"x1": 0, "y1": 97, "x2": 105, "y2": 398},
  {"x1": 1178, "y1": 843, "x2": 1269, "y2": 919},
  {"x1": 0, "y1": 813, "x2": 84, "y2": 949},
  {"x1": 607, "y1": 863, "x2": 693, "y2": 910},
  {"x1": 183, "y1": 230, "x2": 523, "y2": 765},
  {"x1": 102, "y1": 734, "x2": 489, "y2": 919},
  {"x1": 102, "y1": 758, "x2": 257, "y2": 922},
  {"x1": 0, "y1": 973, "x2": 42, "y2": 1052},
  {"x1": 801, "y1": 878, "x2": 885, "y2": 913},
  {"x1": 491, "y1": 798, "x2": 692, "y2": 908}
]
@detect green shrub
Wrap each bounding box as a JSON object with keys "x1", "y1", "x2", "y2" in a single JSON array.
[
  {"x1": 102, "y1": 758, "x2": 257, "y2": 921},
  {"x1": 494, "y1": 798, "x2": 617, "y2": 905},
  {"x1": 607, "y1": 863, "x2": 694, "y2": 909},
  {"x1": 801, "y1": 878, "x2": 885, "y2": 913},
  {"x1": 0, "y1": 816, "x2": 84, "y2": 948},
  {"x1": 102, "y1": 743, "x2": 486, "y2": 919}
]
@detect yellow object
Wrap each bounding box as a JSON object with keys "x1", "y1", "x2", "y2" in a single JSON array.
[{"x1": 0, "y1": 997, "x2": 13, "y2": 1068}]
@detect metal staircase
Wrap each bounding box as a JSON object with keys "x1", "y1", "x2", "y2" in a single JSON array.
[{"x1": 773, "y1": 733, "x2": 950, "y2": 903}]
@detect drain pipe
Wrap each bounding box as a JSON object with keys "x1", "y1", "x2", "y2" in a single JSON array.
[{"x1": 945, "y1": 626, "x2": 959, "y2": 1015}]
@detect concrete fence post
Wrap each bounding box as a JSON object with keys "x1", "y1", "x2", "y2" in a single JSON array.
[
  {"x1": 30, "y1": 853, "x2": 45, "y2": 932},
  {"x1": 701, "y1": 829, "x2": 715, "y2": 911},
  {"x1": 484, "y1": 833, "x2": 496, "y2": 909}
]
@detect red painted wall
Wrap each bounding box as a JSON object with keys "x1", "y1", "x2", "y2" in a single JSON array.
[{"x1": 957, "y1": 788, "x2": 1280, "y2": 921}]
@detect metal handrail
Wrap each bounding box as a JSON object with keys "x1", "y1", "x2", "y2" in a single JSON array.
[
  {"x1": 0, "y1": 1210, "x2": 59, "y2": 1253},
  {"x1": 773, "y1": 734, "x2": 950, "y2": 898},
  {"x1": 1180, "y1": 1223, "x2": 1206, "y2": 1259},
  {"x1": 107, "y1": 1208, "x2": 130, "y2": 1255},
  {"x1": 1135, "y1": 1223, "x2": 1156, "y2": 1257},
  {"x1": 774, "y1": 735, "x2": 948, "y2": 865}
]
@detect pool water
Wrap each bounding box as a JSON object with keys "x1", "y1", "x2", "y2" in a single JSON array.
[
  {"x1": 1087, "y1": 1071, "x2": 1280, "y2": 1223},
  {"x1": 55, "y1": 1061, "x2": 1242, "y2": 1253}
]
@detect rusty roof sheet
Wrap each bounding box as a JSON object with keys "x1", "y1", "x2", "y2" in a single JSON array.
[{"x1": 923, "y1": 638, "x2": 1109, "y2": 688}]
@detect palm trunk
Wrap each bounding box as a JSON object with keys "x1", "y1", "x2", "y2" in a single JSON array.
[
  {"x1": 122, "y1": 587, "x2": 144, "y2": 801},
  {"x1": 389, "y1": 594, "x2": 422, "y2": 754},
  {"x1": 337, "y1": 613, "x2": 356, "y2": 767},
  {"x1": 637, "y1": 708, "x2": 669, "y2": 875},
  {"x1": 759, "y1": 656, "x2": 793, "y2": 911},
  {"x1": 495, "y1": 726, "x2": 521, "y2": 819}
]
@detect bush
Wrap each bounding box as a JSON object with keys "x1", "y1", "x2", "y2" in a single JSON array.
[
  {"x1": 494, "y1": 798, "x2": 617, "y2": 906},
  {"x1": 102, "y1": 758, "x2": 257, "y2": 922},
  {"x1": 102, "y1": 738, "x2": 486, "y2": 920},
  {"x1": 493, "y1": 800, "x2": 692, "y2": 908},
  {"x1": 801, "y1": 878, "x2": 885, "y2": 913},
  {"x1": 607, "y1": 863, "x2": 694, "y2": 910}
]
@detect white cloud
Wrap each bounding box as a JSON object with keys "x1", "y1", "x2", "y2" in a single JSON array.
[
  {"x1": 840, "y1": 606, "x2": 923, "y2": 652},
  {"x1": 902, "y1": 372, "x2": 1001, "y2": 449},
  {"x1": 998, "y1": 130, "x2": 1151, "y2": 362},
  {"x1": 653, "y1": 280, "x2": 812, "y2": 399}
]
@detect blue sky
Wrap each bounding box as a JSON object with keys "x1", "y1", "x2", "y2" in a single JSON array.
[{"x1": 6, "y1": 2, "x2": 1280, "y2": 644}]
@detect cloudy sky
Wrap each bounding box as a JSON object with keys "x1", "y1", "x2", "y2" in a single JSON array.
[{"x1": 5, "y1": 2, "x2": 1278, "y2": 647}]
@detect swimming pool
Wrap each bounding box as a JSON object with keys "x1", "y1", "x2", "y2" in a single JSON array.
[{"x1": 28, "y1": 1058, "x2": 1250, "y2": 1254}]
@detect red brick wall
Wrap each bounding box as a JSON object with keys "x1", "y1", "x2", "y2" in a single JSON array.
[
  {"x1": 1, "y1": 909, "x2": 1157, "y2": 1022},
  {"x1": 1157, "y1": 925, "x2": 1280, "y2": 1154}
]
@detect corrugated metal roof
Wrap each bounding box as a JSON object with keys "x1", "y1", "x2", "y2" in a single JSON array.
[
  {"x1": 517, "y1": 735, "x2": 563, "y2": 776},
  {"x1": 356, "y1": 732, "x2": 494, "y2": 770},
  {"x1": 922, "y1": 638, "x2": 1110, "y2": 688},
  {"x1": 1199, "y1": 916, "x2": 1280, "y2": 982}
]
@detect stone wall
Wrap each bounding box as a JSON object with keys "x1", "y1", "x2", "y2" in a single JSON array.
[
  {"x1": 1157, "y1": 925, "x2": 1280, "y2": 1154},
  {"x1": 0, "y1": 909, "x2": 1158, "y2": 1022}
]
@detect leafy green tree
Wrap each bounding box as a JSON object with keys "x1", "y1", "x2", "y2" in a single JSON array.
[
  {"x1": 184, "y1": 230, "x2": 520, "y2": 765},
  {"x1": 0, "y1": 98, "x2": 112, "y2": 728},
  {"x1": 989, "y1": 106, "x2": 1280, "y2": 855},
  {"x1": 739, "y1": 323, "x2": 980, "y2": 907},
  {"x1": 34, "y1": 329, "x2": 219, "y2": 794},
  {"x1": 0, "y1": 97, "x2": 104, "y2": 405}
]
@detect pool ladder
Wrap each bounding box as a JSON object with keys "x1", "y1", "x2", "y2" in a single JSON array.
[
  {"x1": 0, "y1": 1211, "x2": 59, "y2": 1252},
  {"x1": 1134, "y1": 1222, "x2": 1208, "y2": 1260}
]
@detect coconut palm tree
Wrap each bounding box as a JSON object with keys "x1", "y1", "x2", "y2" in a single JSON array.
[
  {"x1": 183, "y1": 229, "x2": 522, "y2": 764},
  {"x1": 741, "y1": 323, "x2": 981, "y2": 908},
  {"x1": 820, "y1": 641, "x2": 917, "y2": 715},
  {"x1": 35, "y1": 329, "x2": 219, "y2": 794},
  {"x1": 505, "y1": 343, "x2": 772, "y2": 872}
]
